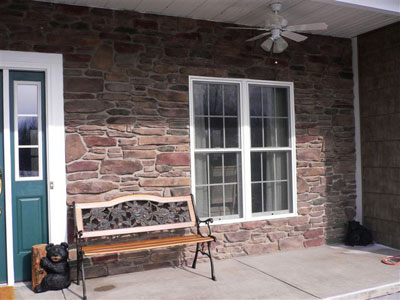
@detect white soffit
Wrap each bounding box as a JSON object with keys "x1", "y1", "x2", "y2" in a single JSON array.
[{"x1": 36, "y1": 0, "x2": 400, "y2": 38}]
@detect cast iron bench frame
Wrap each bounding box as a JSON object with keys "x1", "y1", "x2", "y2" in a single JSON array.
[{"x1": 73, "y1": 194, "x2": 216, "y2": 300}]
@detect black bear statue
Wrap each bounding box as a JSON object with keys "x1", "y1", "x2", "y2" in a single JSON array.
[{"x1": 34, "y1": 242, "x2": 71, "y2": 293}]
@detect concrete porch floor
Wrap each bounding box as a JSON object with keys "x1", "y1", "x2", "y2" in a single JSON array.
[{"x1": 14, "y1": 244, "x2": 400, "y2": 300}]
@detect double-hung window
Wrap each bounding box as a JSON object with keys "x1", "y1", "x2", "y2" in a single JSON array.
[{"x1": 189, "y1": 76, "x2": 296, "y2": 223}]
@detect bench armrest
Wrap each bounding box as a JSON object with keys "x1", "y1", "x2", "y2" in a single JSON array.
[{"x1": 197, "y1": 217, "x2": 215, "y2": 240}]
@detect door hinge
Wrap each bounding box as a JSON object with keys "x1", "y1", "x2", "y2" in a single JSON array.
[{"x1": 50, "y1": 181, "x2": 54, "y2": 189}]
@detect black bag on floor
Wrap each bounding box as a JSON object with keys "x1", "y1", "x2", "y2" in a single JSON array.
[{"x1": 345, "y1": 221, "x2": 373, "y2": 246}]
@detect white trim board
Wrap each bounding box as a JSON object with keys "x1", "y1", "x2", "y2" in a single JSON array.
[{"x1": 0, "y1": 50, "x2": 66, "y2": 285}]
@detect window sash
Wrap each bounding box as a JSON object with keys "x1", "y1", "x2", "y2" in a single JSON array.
[{"x1": 190, "y1": 76, "x2": 297, "y2": 224}]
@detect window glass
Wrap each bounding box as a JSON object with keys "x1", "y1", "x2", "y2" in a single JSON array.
[{"x1": 16, "y1": 82, "x2": 41, "y2": 179}]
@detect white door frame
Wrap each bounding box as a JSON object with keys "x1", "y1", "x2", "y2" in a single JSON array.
[{"x1": 0, "y1": 50, "x2": 66, "y2": 285}]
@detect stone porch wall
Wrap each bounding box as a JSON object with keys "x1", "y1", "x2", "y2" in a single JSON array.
[{"x1": 1, "y1": 0, "x2": 355, "y2": 278}]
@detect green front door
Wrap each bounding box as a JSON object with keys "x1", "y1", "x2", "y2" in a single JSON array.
[
  {"x1": 9, "y1": 71, "x2": 48, "y2": 281},
  {"x1": 0, "y1": 70, "x2": 7, "y2": 283}
]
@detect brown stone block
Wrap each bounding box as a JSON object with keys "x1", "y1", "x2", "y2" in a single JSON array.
[
  {"x1": 241, "y1": 221, "x2": 267, "y2": 230},
  {"x1": 68, "y1": 172, "x2": 98, "y2": 181},
  {"x1": 123, "y1": 151, "x2": 157, "y2": 159},
  {"x1": 297, "y1": 167, "x2": 325, "y2": 176},
  {"x1": 64, "y1": 78, "x2": 103, "y2": 93},
  {"x1": 138, "y1": 136, "x2": 189, "y2": 145},
  {"x1": 158, "y1": 108, "x2": 188, "y2": 118},
  {"x1": 297, "y1": 149, "x2": 321, "y2": 161},
  {"x1": 156, "y1": 153, "x2": 190, "y2": 166},
  {"x1": 84, "y1": 136, "x2": 116, "y2": 147},
  {"x1": 288, "y1": 216, "x2": 309, "y2": 226},
  {"x1": 147, "y1": 88, "x2": 188, "y2": 102},
  {"x1": 143, "y1": 262, "x2": 172, "y2": 271},
  {"x1": 65, "y1": 134, "x2": 86, "y2": 163},
  {"x1": 224, "y1": 231, "x2": 251, "y2": 242},
  {"x1": 297, "y1": 177, "x2": 309, "y2": 193},
  {"x1": 65, "y1": 100, "x2": 112, "y2": 113},
  {"x1": 304, "y1": 228, "x2": 324, "y2": 239},
  {"x1": 304, "y1": 237, "x2": 325, "y2": 248},
  {"x1": 278, "y1": 236, "x2": 304, "y2": 251},
  {"x1": 66, "y1": 161, "x2": 99, "y2": 173},
  {"x1": 267, "y1": 219, "x2": 287, "y2": 227},
  {"x1": 267, "y1": 232, "x2": 286, "y2": 242},
  {"x1": 139, "y1": 177, "x2": 190, "y2": 187},
  {"x1": 67, "y1": 181, "x2": 118, "y2": 194},
  {"x1": 100, "y1": 160, "x2": 143, "y2": 175}
]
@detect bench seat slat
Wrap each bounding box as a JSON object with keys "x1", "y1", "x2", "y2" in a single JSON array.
[{"x1": 82, "y1": 234, "x2": 214, "y2": 256}]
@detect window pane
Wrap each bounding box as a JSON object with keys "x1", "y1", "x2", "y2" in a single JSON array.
[
  {"x1": 276, "y1": 88, "x2": 288, "y2": 117},
  {"x1": 17, "y1": 84, "x2": 38, "y2": 115},
  {"x1": 209, "y1": 153, "x2": 222, "y2": 184},
  {"x1": 18, "y1": 117, "x2": 38, "y2": 145},
  {"x1": 195, "y1": 117, "x2": 209, "y2": 148},
  {"x1": 224, "y1": 84, "x2": 238, "y2": 116},
  {"x1": 225, "y1": 117, "x2": 238, "y2": 148},
  {"x1": 264, "y1": 182, "x2": 275, "y2": 211},
  {"x1": 251, "y1": 152, "x2": 261, "y2": 182},
  {"x1": 193, "y1": 82, "x2": 208, "y2": 116},
  {"x1": 262, "y1": 87, "x2": 274, "y2": 117},
  {"x1": 195, "y1": 153, "x2": 208, "y2": 185},
  {"x1": 196, "y1": 186, "x2": 209, "y2": 218},
  {"x1": 275, "y1": 181, "x2": 288, "y2": 210},
  {"x1": 224, "y1": 153, "x2": 238, "y2": 183},
  {"x1": 210, "y1": 185, "x2": 223, "y2": 217},
  {"x1": 251, "y1": 118, "x2": 262, "y2": 147},
  {"x1": 264, "y1": 118, "x2": 276, "y2": 147},
  {"x1": 19, "y1": 148, "x2": 39, "y2": 177},
  {"x1": 263, "y1": 152, "x2": 275, "y2": 181},
  {"x1": 210, "y1": 117, "x2": 223, "y2": 148},
  {"x1": 225, "y1": 184, "x2": 238, "y2": 215},
  {"x1": 209, "y1": 84, "x2": 223, "y2": 115},
  {"x1": 249, "y1": 85, "x2": 262, "y2": 116},
  {"x1": 275, "y1": 152, "x2": 288, "y2": 180},
  {"x1": 276, "y1": 118, "x2": 289, "y2": 147},
  {"x1": 251, "y1": 183, "x2": 262, "y2": 213}
]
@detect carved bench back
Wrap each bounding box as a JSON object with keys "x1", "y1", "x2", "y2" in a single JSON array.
[{"x1": 73, "y1": 194, "x2": 197, "y2": 238}]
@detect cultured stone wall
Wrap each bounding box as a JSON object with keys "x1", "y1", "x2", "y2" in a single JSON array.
[{"x1": 1, "y1": 0, "x2": 356, "y2": 278}]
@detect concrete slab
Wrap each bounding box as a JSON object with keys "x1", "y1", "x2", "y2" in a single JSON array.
[
  {"x1": 236, "y1": 244, "x2": 400, "y2": 299},
  {"x1": 13, "y1": 244, "x2": 400, "y2": 300},
  {"x1": 65, "y1": 259, "x2": 315, "y2": 300}
]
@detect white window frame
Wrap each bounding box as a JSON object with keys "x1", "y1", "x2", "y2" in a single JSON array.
[
  {"x1": 189, "y1": 76, "x2": 297, "y2": 225},
  {"x1": 14, "y1": 81, "x2": 43, "y2": 181}
]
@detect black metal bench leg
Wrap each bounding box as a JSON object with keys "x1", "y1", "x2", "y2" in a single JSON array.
[
  {"x1": 207, "y1": 241, "x2": 216, "y2": 281},
  {"x1": 192, "y1": 243, "x2": 200, "y2": 269},
  {"x1": 76, "y1": 251, "x2": 80, "y2": 286},
  {"x1": 81, "y1": 256, "x2": 87, "y2": 300}
]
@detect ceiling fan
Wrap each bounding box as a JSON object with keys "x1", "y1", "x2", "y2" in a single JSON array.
[{"x1": 227, "y1": 2, "x2": 328, "y2": 53}]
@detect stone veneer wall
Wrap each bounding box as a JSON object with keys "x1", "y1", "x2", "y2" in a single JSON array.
[
  {"x1": 358, "y1": 22, "x2": 400, "y2": 249},
  {"x1": 1, "y1": 0, "x2": 356, "y2": 278}
]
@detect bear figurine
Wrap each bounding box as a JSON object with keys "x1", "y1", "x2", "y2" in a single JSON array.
[{"x1": 34, "y1": 242, "x2": 71, "y2": 293}]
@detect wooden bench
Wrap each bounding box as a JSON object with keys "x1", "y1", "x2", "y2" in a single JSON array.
[{"x1": 73, "y1": 194, "x2": 216, "y2": 300}]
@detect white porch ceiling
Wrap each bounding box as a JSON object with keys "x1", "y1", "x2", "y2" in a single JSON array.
[{"x1": 38, "y1": 0, "x2": 400, "y2": 38}]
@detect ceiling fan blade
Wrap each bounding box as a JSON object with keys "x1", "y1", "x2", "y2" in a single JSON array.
[
  {"x1": 286, "y1": 22, "x2": 328, "y2": 32},
  {"x1": 261, "y1": 38, "x2": 274, "y2": 52},
  {"x1": 246, "y1": 32, "x2": 271, "y2": 42},
  {"x1": 226, "y1": 26, "x2": 266, "y2": 30},
  {"x1": 281, "y1": 30, "x2": 307, "y2": 42},
  {"x1": 273, "y1": 37, "x2": 288, "y2": 53}
]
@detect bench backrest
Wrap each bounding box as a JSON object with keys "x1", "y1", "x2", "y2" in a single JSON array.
[{"x1": 73, "y1": 194, "x2": 197, "y2": 238}]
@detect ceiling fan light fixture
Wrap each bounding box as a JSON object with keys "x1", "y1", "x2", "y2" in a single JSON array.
[
  {"x1": 273, "y1": 37, "x2": 288, "y2": 53},
  {"x1": 261, "y1": 38, "x2": 274, "y2": 52}
]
